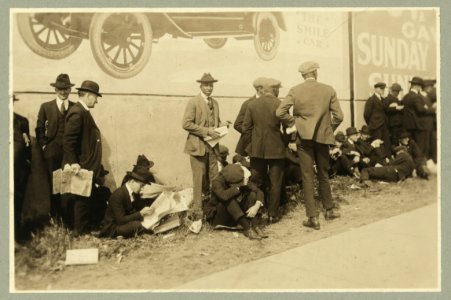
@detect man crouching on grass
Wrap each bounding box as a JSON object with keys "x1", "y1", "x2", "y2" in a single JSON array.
[
  {"x1": 208, "y1": 164, "x2": 267, "y2": 240},
  {"x1": 99, "y1": 165, "x2": 154, "y2": 238}
]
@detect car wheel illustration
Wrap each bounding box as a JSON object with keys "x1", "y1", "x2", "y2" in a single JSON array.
[
  {"x1": 203, "y1": 38, "x2": 228, "y2": 49},
  {"x1": 253, "y1": 12, "x2": 280, "y2": 61},
  {"x1": 16, "y1": 13, "x2": 82, "y2": 59},
  {"x1": 89, "y1": 13, "x2": 153, "y2": 79}
]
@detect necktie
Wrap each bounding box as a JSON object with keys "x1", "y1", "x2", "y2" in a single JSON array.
[
  {"x1": 60, "y1": 102, "x2": 66, "y2": 115},
  {"x1": 207, "y1": 97, "x2": 213, "y2": 110}
]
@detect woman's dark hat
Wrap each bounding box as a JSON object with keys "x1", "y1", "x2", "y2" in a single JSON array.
[
  {"x1": 126, "y1": 165, "x2": 152, "y2": 184},
  {"x1": 76, "y1": 80, "x2": 102, "y2": 97},
  {"x1": 50, "y1": 73, "x2": 75, "y2": 89},
  {"x1": 196, "y1": 73, "x2": 218, "y2": 83},
  {"x1": 134, "y1": 154, "x2": 154, "y2": 169}
]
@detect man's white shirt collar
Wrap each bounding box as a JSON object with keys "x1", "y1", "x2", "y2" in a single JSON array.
[
  {"x1": 56, "y1": 96, "x2": 69, "y2": 110},
  {"x1": 374, "y1": 93, "x2": 382, "y2": 100},
  {"x1": 125, "y1": 182, "x2": 134, "y2": 202},
  {"x1": 79, "y1": 100, "x2": 90, "y2": 111},
  {"x1": 410, "y1": 88, "x2": 419, "y2": 94},
  {"x1": 348, "y1": 138, "x2": 354, "y2": 145},
  {"x1": 200, "y1": 92, "x2": 211, "y2": 104}
]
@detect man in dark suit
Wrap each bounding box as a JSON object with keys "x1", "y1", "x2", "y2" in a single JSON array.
[
  {"x1": 398, "y1": 131, "x2": 429, "y2": 179},
  {"x1": 364, "y1": 82, "x2": 391, "y2": 156},
  {"x1": 233, "y1": 78, "x2": 264, "y2": 156},
  {"x1": 402, "y1": 76, "x2": 436, "y2": 157},
  {"x1": 243, "y1": 78, "x2": 286, "y2": 224},
  {"x1": 62, "y1": 80, "x2": 104, "y2": 236},
  {"x1": 99, "y1": 166, "x2": 154, "y2": 238},
  {"x1": 13, "y1": 95, "x2": 31, "y2": 241},
  {"x1": 35, "y1": 74, "x2": 76, "y2": 217},
  {"x1": 182, "y1": 73, "x2": 223, "y2": 226},
  {"x1": 360, "y1": 146, "x2": 415, "y2": 185},
  {"x1": 423, "y1": 79, "x2": 437, "y2": 163},
  {"x1": 276, "y1": 61, "x2": 343, "y2": 230},
  {"x1": 383, "y1": 83, "x2": 405, "y2": 145}
]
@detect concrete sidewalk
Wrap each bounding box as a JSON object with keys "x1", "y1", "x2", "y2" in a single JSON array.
[{"x1": 176, "y1": 203, "x2": 439, "y2": 290}]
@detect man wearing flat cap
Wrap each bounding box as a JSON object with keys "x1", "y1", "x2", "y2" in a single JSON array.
[
  {"x1": 182, "y1": 73, "x2": 224, "y2": 225},
  {"x1": 243, "y1": 78, "x2": 286, "y2": 224},
  {"x1": 62, "y1": 80, "x2": 104, "y2": 236},
  {"x1": 99, "y1": 165, "x2": 154, "y2": 238},
  {"x1": 276, "y1": 61, "x2": 343, "y2": 230},
  {"x1": 36, "y1": 74, "x2": 76, "y2": 217},
  {"x1": 364, "y1": 82, "x2": 391, "y2": 156},
  {"x1": 233, "y1": 77, "x2": 265, "y2": 156},
  {"x1": 383, "y1": 83, "x2": 405, "y2": 145},
  {"x1": 402, "y1": 76, "x2": 436, "y2": 158}
]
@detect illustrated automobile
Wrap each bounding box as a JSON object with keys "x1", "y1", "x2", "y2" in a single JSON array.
[{"x1": 17, "y1": 12, "x2": 286, "y2": 79}]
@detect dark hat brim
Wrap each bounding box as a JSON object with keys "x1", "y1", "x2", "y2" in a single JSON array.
[
  {"x1": 50, "y1": 83, "x2": 75, "y2": 88},
  {"x1": 197, "y1": 79, "x2": 218, "y2": 83},
  {"x1": 134, "y1": 161, "x2": 155, "y2": 169},
  {"x1": 76, "y1": 87, "x2": 102, "y2": 97},
  {"x1": 126, "y1": 171, "x2": 150, "y2": 184}
]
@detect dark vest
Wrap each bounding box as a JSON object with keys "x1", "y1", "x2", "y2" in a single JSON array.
[{"x1": 55, "y1": 110, "x2": 66, "y2": 143}]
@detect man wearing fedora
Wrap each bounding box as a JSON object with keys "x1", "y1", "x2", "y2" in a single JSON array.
[
  {"x1": 62, "y1": 80, "x2": 104, "y2": 236},
  {"x1": 36, "y1": 74, "x2": 76, "y2": 217},
  {"x1": 99, "y1": 165, "x2": 154, "y2": 238},
  {"x1": 233, "y1": 77, "x2": 264, "y2": 156},
  {"x1": 277, "y1": 61, "x2": 343, "y2": 230},
  {"x1": 242, "y1": 78, "x2": 286, "y2": 224},
  {"x1": 383, "y1": 83, "x2": 405, "y2": 145},
  {"x1": 402, "y1": 76, "x2": 436, "y2": 157},
  {"x1": 182, "y1": 73, "x2": 223, "y2": 225},
  {"x1": 364, "y1": 82, "x2": 391, "y2": 156}
]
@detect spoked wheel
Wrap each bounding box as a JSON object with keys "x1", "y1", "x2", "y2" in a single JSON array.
[
  {"x1": 253, "y1": 12, "x2": 280, "y2": 61},
  {"x1": 89, "y1": 13, "x2": 152, "y2": 79},
  {"x1": 16, "y1": 13, "x2": 82, "y2": 59},
  {"x1": 203, "y1": 38, "x2": 228, "y2": 49}
]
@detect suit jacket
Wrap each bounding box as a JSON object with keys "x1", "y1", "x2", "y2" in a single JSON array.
[
  {"x1": 36, "y1": 99, "x2": 75, "y2": 148},
  {"x1": 242, "y1": 94, "x2": 285, "y2": 159},
  {"x1": 99, "y1": 185, "x2": 143, "y2": 238},
  {"x1": 62, "y1": 102, "x2": 102, "y2": 181},
  {"x1": 233, "y1": 96, "x2": 256, "y2": 156},
  {"x1": 276, "y1": 79, "x2": 343, "y2": 145},
  {"x1": 388, "y1": 151, "x2": 415, "y2": 180},
  {"x1": 402, "y1": 90, "x2": 434, "y2": 130},
  {"x1": 382, "y1": 94, "x2": 404, "y2": 127},
  {"x1": 13, "y1": 113, "x2": 31, "y2": 166},
  {"x1": 182, "y1": 94, "x2": 220, "y2": 156},
  {"x1": 364, "y1": 94, "x2": 387, "y2": 130},
  {"x1": 419, "y1": 93, "x2": 435, "y2": 131}
]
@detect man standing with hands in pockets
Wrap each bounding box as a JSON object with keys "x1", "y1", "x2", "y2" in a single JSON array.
[{"x1": 276, "y1": 61, "x2": 343, "y2": 230}]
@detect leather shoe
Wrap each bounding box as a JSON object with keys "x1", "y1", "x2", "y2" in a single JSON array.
[
  {"x1": 325, "y1": 208, "x2": 341, "y2": 220},
  {"x1": 254, "y1": 227, "x2": 268, "y2": 239},
  {"x1": 243, "y1": 229, "x2": 262, "y2": 240},
  {"x1": 302, "y1": 217, "x2": 320, "y2": 230}
]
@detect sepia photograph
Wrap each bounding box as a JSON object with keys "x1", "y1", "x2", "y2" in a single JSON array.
[{"x1": 9, "y1": 6, "x2": 440, "y2": 293}]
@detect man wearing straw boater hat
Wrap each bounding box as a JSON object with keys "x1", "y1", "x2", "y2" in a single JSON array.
[
  {"x1": 36, "y1": 74, "x2": 76, "y2": 218},
  {"x1": 99, "y1": 165, "x2": 154, "y2": 238},
  {"x1": 62, "y1": 80, "x2": 104, "y2": 237},
  {"x1": 182, "y1": 73, "x2": 223, "y2": 230}
]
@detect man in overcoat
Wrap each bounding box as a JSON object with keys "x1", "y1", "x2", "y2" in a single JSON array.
[
  {"x1": 35, "y1": 74, "x2": 76, "y2": 217},
  {"x1": 276, "y1": 61, "x2": 343, "y2": 230},
  {"x1": 243, "y1": 78, "x2": 286, "y2": 223},
  {"x1": 383, "y1": 83, "x2": 405, "y2": 145},
  {"x1": 364, "y1": 82, "x2": 391, "y2": 156},
  {"x1": 182, "y1": 73, "x2": 223, "y2": 225},
  {"x1": 62, "y1": 80, "x2": 104, "y2": 236}
]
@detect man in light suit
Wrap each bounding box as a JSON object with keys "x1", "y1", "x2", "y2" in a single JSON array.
[
  {"x1": 182, "y1": 73, "x2": 223, "y2": 225},
  {"x1": 62, "y1": 80, "x2": 104, "y2": 236},
  {"x1": 233, "y1": 78, "x2": 264, "y2": 156},
  {"x1": 242, "y1": 78, "x2": 286, "y2": 223},
  {"x1": 36, "y1": 74, "x2": 76, "y2": 217},
  {"x1": 276, "y1": 61, "x2": 343, "y2": 230}
]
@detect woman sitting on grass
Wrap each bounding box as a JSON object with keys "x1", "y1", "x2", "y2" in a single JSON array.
[{"x1": 99, "y1": 165, "x2": 154, "y2": 239}]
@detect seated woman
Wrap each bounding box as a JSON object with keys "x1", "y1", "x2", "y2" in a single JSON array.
[
  {"x1": 99, "y1": 165, "x2": 154, "y2": 238},
  {"x1": 209, "y1": 164, "x2": 266, "y2": 240}
]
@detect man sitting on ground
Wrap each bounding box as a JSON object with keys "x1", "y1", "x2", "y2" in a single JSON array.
[
  {"x1": 99, "y1": 165, "x2": 154, "y2": 238},
  {"x1": 329, "y1": 131, "x2": 359, "y2": 178},
  {"x1": 209, "y1": 164, "x2": 266, "y2": 240},
  {"x1": 398, "y1": 131, "x2": 430, "y2": 179},
  {"x1": 356, "y1": 125, "x2": 388, "y2": 167},
  {"x1": 360, "y1": 146, "x2": 415, "y2": 186}
]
